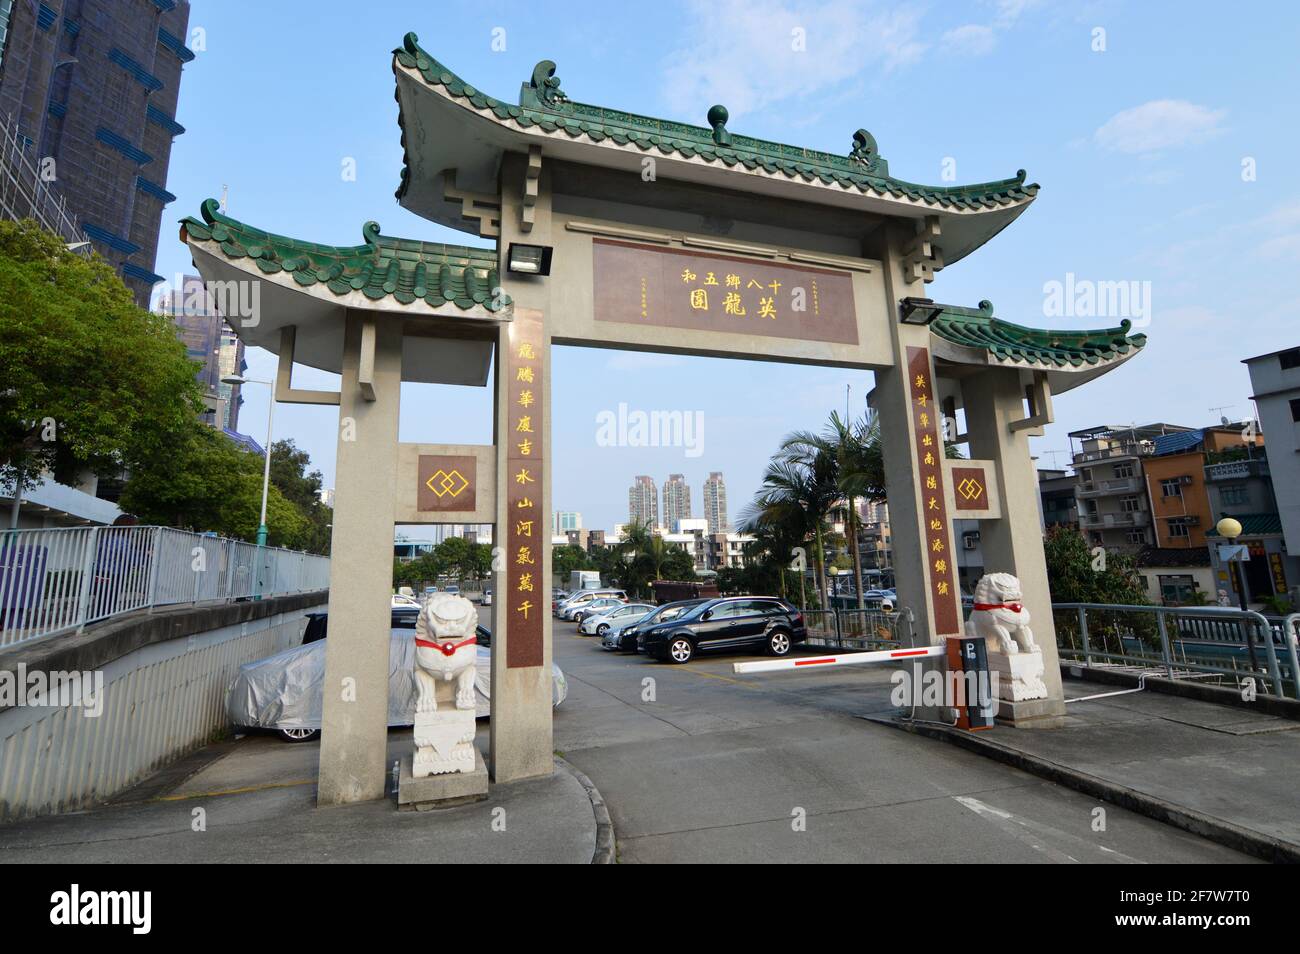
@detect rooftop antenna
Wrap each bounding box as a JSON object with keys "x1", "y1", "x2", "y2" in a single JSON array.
[
  {"x1": 1040, "y1": 449, "x2": 1069, "y2": 470},
  {"x1": 1209, "y1": 404, "x2": 1234, "y2": 425}
]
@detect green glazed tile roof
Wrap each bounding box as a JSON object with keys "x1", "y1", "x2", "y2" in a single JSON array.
[
  {"x1": 929, "y1": 300, "x2": 1147, "y2": 368},
  {"x1": 180, "y1": 199, "x2": 508, "y2": 311},
  {"x1": 393, "y1": 33, "x2": 1039, "y2": 211},
  {"x1": 1206, "y1": 513, "x2": 1284, "y2": 537}
]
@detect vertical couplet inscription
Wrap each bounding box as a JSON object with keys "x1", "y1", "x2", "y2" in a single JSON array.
[
  {"x1": 506, "y1": 310, "x2": 545, "y2": 668},
  {"x1": 907, "y1": 346, "x2": 961, "y2": 637}
]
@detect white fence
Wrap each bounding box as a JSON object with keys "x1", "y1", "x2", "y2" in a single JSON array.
[
  {"x1": 0, "y1": 525, "x2": 330, "y2": 649},
  {"x1": 0, "y1": 603, "x2": 318, "y2": 822}
]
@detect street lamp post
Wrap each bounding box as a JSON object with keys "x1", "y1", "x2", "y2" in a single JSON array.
[
  {"x1": 224, "y1": 375, "x2": 274, "y2": 596},
  {"x1": 1215, "y1": 515, "x2": 1258, "y2": 675}
]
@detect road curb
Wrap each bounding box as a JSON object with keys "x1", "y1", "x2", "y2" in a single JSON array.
[
  {"x1": 872, "y1": 716, "x2": 1300, "y2": 864},
  {"x1": 556, "y1": 757, "x2": 616, "y2": 864}
]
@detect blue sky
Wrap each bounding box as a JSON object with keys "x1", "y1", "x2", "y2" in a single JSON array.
[{"x1": 154, "y1": 0, "x2": 1300, "y2": 533}]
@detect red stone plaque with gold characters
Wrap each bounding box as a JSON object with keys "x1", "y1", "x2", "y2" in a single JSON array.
[
  {"x1": 907, "y1": 346, "x2": 962, "y2": 637},
  {"x1": 593, "y1": 238, "x2": 858, "y2": 345},
  {"x1": 505, "y1": 309, "x2": 545, "y2": 669}
]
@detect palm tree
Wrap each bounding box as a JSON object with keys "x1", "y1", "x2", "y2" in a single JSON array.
[
  {"x1": 780, "y1": 410, "x2": 878, "y2": 609},
  {"x1": 738, "y1": 496, "x2": 809, "y2": 601},
  {"x1": 743, "y1": 455, "x2": 838, "y2": 609}
]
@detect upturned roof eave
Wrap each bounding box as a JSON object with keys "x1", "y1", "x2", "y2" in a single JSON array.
[{"x1": 391, "y1": 34, "x2": 1038, "y2": 262}]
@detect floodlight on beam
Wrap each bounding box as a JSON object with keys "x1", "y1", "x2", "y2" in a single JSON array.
[
  {"x1": 899, "y1": 297, "x2": 942, "y2": 325},
  {"x1": 506, "y1": 243, "x2": 553, "y2": 276}
]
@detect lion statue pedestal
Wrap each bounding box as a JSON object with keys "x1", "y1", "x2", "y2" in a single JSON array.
[
  {"x1": 397, "y1": 593, "x2": 489, "y2": 810},
  {"x1": 966, "y1": 572, "x2": 1048, "y2": 704}
]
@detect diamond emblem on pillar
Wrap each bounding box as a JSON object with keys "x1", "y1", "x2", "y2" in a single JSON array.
[
  {"x1": 426, "y1": 468, "x2": 469, "y2": 498},
  {"x1": 957, "y1": 476, "x2": 984, "y2": 501}
]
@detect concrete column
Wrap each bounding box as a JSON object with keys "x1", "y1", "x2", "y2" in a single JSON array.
[
  {"x1": 962, "y1": 367, "x2": 1066, "y2": 719},
  {"x1": 317, "y1": 310, "x2": 403, "y2": 805},
  {"x1": 490, "y1": 150, "x2": 554, "y2": 783},
  {"x1": 874, "y1": 225, "x2": 962, "y2": 647}
]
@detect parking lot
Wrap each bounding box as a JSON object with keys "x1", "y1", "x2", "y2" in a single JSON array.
[{"x1": 541, "y1": 608, "x2": 1255, "y2": 863}]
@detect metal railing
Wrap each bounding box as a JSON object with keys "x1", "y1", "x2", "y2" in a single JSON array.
[
  {"x1": 1053, "y1": 602, "x2": 1300, "y2": 699},
  {"x1": 803, "y1": 606, "x2": 914, "y2": 650},
  {"x1": 0, "y1": 525, "x2": 330, "y2": 649}
]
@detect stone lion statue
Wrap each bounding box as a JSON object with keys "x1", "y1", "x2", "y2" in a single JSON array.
[
  {"x1": 966, "y1": 572, "x2": 1038, "y2": 656},
  {"x1": 414, "y1": 593, "x2": 479, "y2": 712}
]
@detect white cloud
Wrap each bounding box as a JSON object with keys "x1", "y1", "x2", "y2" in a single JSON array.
[
  {"x1": 993, "y1": 0, "x2": 1043, "y2": 27},
  {"x1": 1094, "y1": 100, "x2": 1227, "y2": 155},
  {"x1": 660, "y1": 0, "x2": 926, "y2": 119},
  {"x1": 941, "y1": 24, "x2": 998, "y2": 55}
]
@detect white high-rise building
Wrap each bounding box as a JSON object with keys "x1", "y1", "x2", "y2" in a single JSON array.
[
  {"x1": 662, "y1": 474, "x2": 692, "y2": 532},
  {"x1": 703, "y1": 472, "x2": 728, "y2": 533},
  {"x1": 629, "y1": 475, "x2": 658, "y2": 529}
]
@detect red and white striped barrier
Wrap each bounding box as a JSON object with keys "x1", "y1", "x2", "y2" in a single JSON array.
[{"x1": 732, "y1": 644, "x2": 945, "y2": 674}]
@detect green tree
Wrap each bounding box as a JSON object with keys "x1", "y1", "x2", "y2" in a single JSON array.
[
  {"x1": 120, "y1": 421, "x2": 311, "y2": 548},
  {"x1": 659, "y1": 545, "x2": 697, "y2": 582},
  {"x1": 268, "y1": 438, "x2": 332, "y2": 553},
  {"x1": 0, "y1": 219, "x2": 202, "y2": 491},
  {"x1": 781, "y1": 410, "x2": 875, "y2": 608},
  {"x1": 1043, "y1": 526, "x2": 1154, "y2": 651},
  {"x1": 552, "y1": 543, "x2": 590, "y2": 580}
]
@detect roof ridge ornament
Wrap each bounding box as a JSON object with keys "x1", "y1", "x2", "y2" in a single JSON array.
[
  {"x1": 850, "y1": 129, "x2": 885, "y2": 175},
  {"x1": 707, "y1": 105, "x2": 731, "y2": 146},
  {"x1": 521, "y1": 60, "x2": 569, "y2": 109}
]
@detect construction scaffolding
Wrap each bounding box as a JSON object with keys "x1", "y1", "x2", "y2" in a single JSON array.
[{"x1": 0, "y1": 111, "x2": 84, "y2": 246}]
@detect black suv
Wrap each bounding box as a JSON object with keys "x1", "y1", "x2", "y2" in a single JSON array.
[
  {"x1": 638, "y1": 597, "x2": 807, "y2": 663},
  {"x1": 608, "y1": 598, "x2": 707, "y2": 653}
]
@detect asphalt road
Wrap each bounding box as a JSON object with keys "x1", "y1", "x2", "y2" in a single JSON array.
[{"x1": 542, "y1": 612, "x2": 1256, "y2": 864}]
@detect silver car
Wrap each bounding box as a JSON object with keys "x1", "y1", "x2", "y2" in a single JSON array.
[
  {"x1": 579, "y1": 602, "x2": 654, "y2": 636},
  {"x1": 226, "y1": 626, "x2": 567, "y2": 742}
]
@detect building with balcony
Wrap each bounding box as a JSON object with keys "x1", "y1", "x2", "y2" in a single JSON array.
[
  {"x1": 1203, "y1": 443, "x2": 1296, "y2": 607},
  {"x1": 1037, "y1": 468, "x2": 1078, "y2": 531},
  {"x1": 1070, "y1": 423, "x2": 1194, "y2": 551},
  {"x1": 1141, "y1": 426, "x2": 1259, "y2": 550},
  {"x1": 1244, "y1": 347, "x2": 1300, "y2": 568}
]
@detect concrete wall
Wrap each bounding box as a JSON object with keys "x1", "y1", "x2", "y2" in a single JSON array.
[{"x1": 0, "y1": 592, "x2": 326, "y2": 823}]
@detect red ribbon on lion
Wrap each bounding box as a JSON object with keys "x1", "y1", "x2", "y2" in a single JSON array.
[
  {"x1": 414, "y1": 635, "x2": 477, "y2": 656},
  {"x1": 973, "y1": 602, "x2": 1023, "y2": 614}
]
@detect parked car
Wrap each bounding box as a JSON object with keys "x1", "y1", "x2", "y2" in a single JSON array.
[
  {"x1": 579, "y1": 602, "x2": 654, "y2": 636},
  {"x1": 637, "y1": 597, "x2": 806, "y2": 663},
  {"x1": 573, "y1": 597, "x2": 626, "y2": 624},
  {"x1": 445, "y1": 584, "x2": 460, "y2": 596},
  {"x1": 391, "y1": 594, "x2": 420, "y2": 627},
  {"x1": 556, "y1": 589, "x2": 627, "y2": 620},
  {"x1": 227, "y1": 621, "x2": 567, "y2": 742},
  {"x1": 602, "y1": 599, "x2": 706, "y2": 652}
]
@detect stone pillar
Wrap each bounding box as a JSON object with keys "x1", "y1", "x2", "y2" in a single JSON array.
[
  {"x1": 873, "y1": 226, "x2": 963, "y2": 721},
  {"x1": 875, "y1": 226, "x2": 963, "y2": 648},
  {"x1": 962, "y1": 367, "x2": 1066, "y2": 723},
  {"x1": 490, "y1": 150, "x2": 554, "y2": 783},
  {"x1": 317, "y1": 310, "x2": 403, "y2": 804}
]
